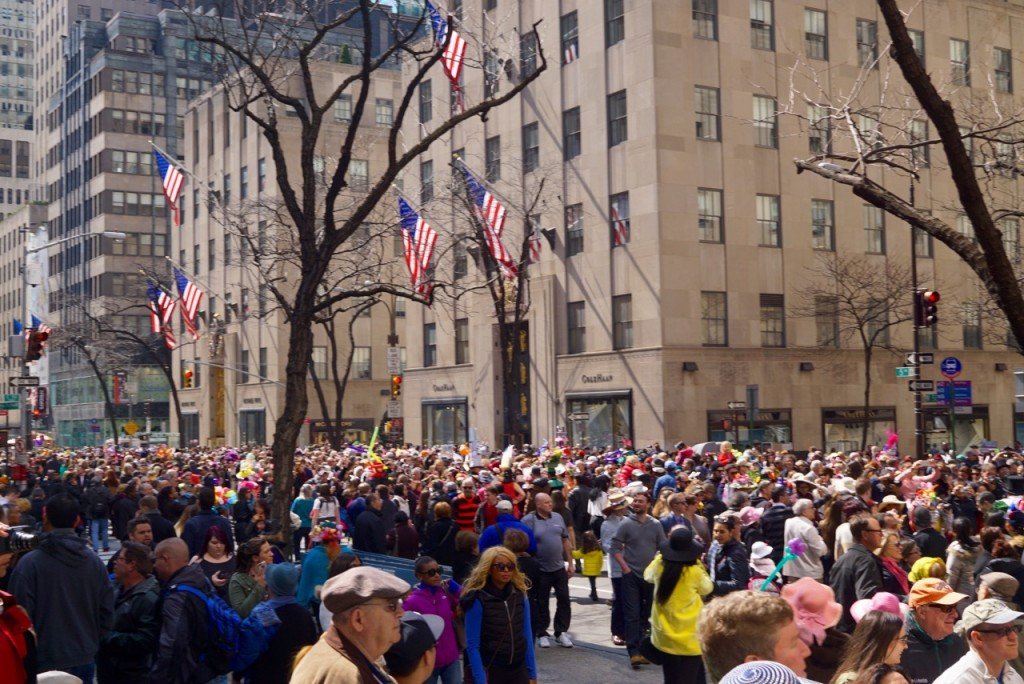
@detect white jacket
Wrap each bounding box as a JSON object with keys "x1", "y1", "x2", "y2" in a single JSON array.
[
  {"x1": 934, "y1": 649, "x2": 1024, "y2": 684},
  {"x1": 782, "y1": 515, "x2": 829, "y2": 579}
]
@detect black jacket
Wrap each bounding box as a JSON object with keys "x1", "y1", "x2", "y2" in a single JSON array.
[
  {"x1": 144, "y1": 511, "x2": 178, "y2": 544},
  {"x1": 708, "y1": 539, "x2": 750, "y2": 596},
  {"x1": 760, "y1": 503, "x2": 794, "y2": 563},
  {"x1": 110, "y1": 494, "x2": 139, "y2": 541},
  {"x1": 85, "y1": 483, "x2": 114, "y2": 520},
  {"x1": 983, "y1": 557, "x2": 1024, "y2": 607},
  {"x1": 243, "y1": 602, "x2": 318, "y2": 684},
  {"x1": 181, "y1": 509, "x2": 235, "y2": 557},
  {"x1": 97, "y1": 575, "x2": 161, "y2": 683},
  {"x1": 913, "y1": 527, "x2": 949, "y2": 559},
  {"x1": 423, "y1": 518, "x2": 460, "y2": 566},
  {"x1": 150, "y1": 564, "x2": 217, "y2": 684},
  {"x1": 353, "y1": 508, "x2": 387, "y2": 554},
  {"x1": 899, "y1": 612, "x2": 968, "y2": 684},
  {"x1": 828, "y1": 544, "x2": 883, "y2": 633}
]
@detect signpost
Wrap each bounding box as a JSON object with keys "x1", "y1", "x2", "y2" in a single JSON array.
[
  {"x1": 387, "y1": 400, "x2": 401, "y2": 418},
  {"x1": 726, "y1": 401, "x2": 747, "y2": 410},
  {"x1": 905, "y1": 352, "x2": 935, "y2": 365},
  {"x1": 895, "y1": 367, "x2": 917, "y2": 378},
  {"x1": 9, "y1": 377, "x2": 39, "y2": 388},
  {"x1": 940, "y1": 356, "x2": 962, "y2": 379},
  {"x1": 908, "y1": 380, "x2": 935, "y2": 392},
  {"x1": 936, "y1": 380, "x2": 972, "y2": 407},
  {"x1": 938, "y1": 357, "x2": 964, "y2": 452},
  {"x1": 386, "y1": 347, "x2": 402, "y2": 375}
]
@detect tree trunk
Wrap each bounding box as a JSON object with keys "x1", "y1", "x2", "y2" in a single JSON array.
[{"x1": 81, "y1": 350, "x2": 118, "y2": 448}]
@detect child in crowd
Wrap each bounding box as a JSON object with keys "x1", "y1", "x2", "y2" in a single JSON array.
[{"x1": 573, "y1": 530, "x2": 605, "y2": 601}]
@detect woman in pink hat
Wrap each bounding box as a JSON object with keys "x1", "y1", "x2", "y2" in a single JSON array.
[{"x1": 780, "y1": 578, "x2": 847, "y2": 683}]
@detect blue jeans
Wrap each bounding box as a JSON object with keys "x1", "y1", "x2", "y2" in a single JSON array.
[
  {"x1": 428, "y1": 659, "x2": 464, "y2": 684},
  {"x1": 89, "y1": 518, "x2": 109, "y2": 550},
  {"x1": 65, "y1": 663, "x2": 95, "y2": 683},
  {"x1": 620, "y1": 570, "x2": 653, "y2": 657}
]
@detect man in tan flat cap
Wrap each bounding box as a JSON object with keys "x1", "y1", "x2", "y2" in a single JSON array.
[{"x1": 290, "y1": 566, "x2": 410, "y2": 684}]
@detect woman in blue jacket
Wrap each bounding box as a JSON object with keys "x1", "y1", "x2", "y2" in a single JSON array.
[{"x1": 460, "y1": 545, "x2": 537, "y2": 684}]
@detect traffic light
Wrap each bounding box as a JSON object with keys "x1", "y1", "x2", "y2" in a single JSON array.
[
  {"x1": 31, "y1": 408, "x2": 40, "y2": 420},
  {"x1": 24, "y1": 330, "x2": 48, "y2": 362},
  {"x1": 183, "y1": 369, "x2": 194, "y2": 388},
  {"x1": 914, "y1": 289, "x2": 940, "y2": 328},
  {"x1": 390, "y1": 374, "x2": 402, "y2": 399}
]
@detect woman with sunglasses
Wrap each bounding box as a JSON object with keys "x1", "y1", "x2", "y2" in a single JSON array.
[
  {"x1": 460, "y1": 546, "x2": 537, "y2": 684},
  {"x1": 402, "y1": 556, "x2": 464, "y2": 684},
  {"x1": 831, "y1": 611, "x2": 907, "y2": 684}
]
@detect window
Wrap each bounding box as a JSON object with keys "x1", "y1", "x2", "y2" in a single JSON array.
[
  {"x1": 958, "y1": 214, "x2": 976, "y2": 243},
  {"x1": 454, "y1": 249, "x2": 468, "y2": 279},
  {"x1": 910, "y1": 119, "x2": 929, "y2": 166},
  {"x1": 757, "y1": 194, "x2": 781, "y2": 247},
  {"x1": 423, "y1": 323, "x2": 437, "y2": 367},
  {"x1": 348, "y1": 347, "x2": 370, "y2": 379},
  {"x1": 698, "y1": 188, "x2": 723, "y2": 242},
  {"x1": 610, "y1": 193, "x2": 630, "y2": 246},
  {"x1": 914, "y1": 227, "x2": 933, "y2": 258},
  {"x1": 808, "y1": 104, "x2": 830, "y2": 154},
  {"x1": 334, "y1": 94, "x2": 352, "y2": 122},
  {"x1": 612, "y1": 295, "x2": 633, "y2": 349},
  {"x1": 567, "y1": 302, "x2": 586, "y2": 353},
  {"x1": 750, "y1": 0, "x2": 774, "y2": 51},
  {"x1": 909, "y1": 29, "x2": 925, "y2": 66},
  {"x1": 223, "y1": 174, "x2": 231, "y2": 206},
  {"x1": 522, "y1": 123, "x2": 539, "y2": 172},
  {"x1": 815, "y1": 296, "x2": 839, "y2": 348},
  {"x1": 856, "y1": 19, "x2": 878, "y2": 68},
  {"x1": 951, "y1": 39, "x2": 970, "y2": 86},
  {"x1": 208, "y1": 239, "x2": 216, "y2": 271},
  {"x1": 863, "y1": 299, "x2": 889, "y2": 346},
  {"x1": 419, "y1": 80, "x2": 432, "y2": 123},
  {"x1": 455, "y1": 318, "x2": 469, "y2": 364},
  {"x1": 811, "y1": 199, "x2": 834, "y2": 250},
  {"x1": 566, "y1": 204, "x2": 584, "y2": 256},
  {"x1": 487, "y1": 136, "x2": 503, "y2": 181},
  {"x1": 350, "y1": 159, "x2": 368, "y2": 190},
  {"x1": 563, "y1": 107, "x2": 581, "y2": 160},
  {"x1": 760, "y1": 294, "x2": 785, "y2": 347},
  {"x1": 484, "y1": 49, "x2": 500, "y2": 98},
  {"x1": 239, "y1": 349, "x2": 250, "y2": 384},
  {"x1": 701, "y1": 292, "x2": 727, "y2": 346},
  {"x1": 996, "y1": 47, "x2": 1013, "y2": 94},
  {"x1": 804, "y1": 9, "x2": 827, "y2": 60},
  {"x1": 561, "y1": 12, "x2": 579, "y2": 64},
  {"x1": 606, "y1": 0, "x2": 624, "y2": 47},
  {"x1": 864, "y1": 205, "x2": 885, "y2": 254},
  {"x1": 963, "y1": 305, "x2": 982, "y2": 349},
  {"x1": 258, "y1": 158, "x2": 266, "y2": 193},
  {"x1": 520, "y1": 31, "x2": 538, "y2": 77},
  {"x1": 693, "y1": 0, "x2": 717, "y2": 40},
  {"x1": 1001, "y1": 217, "x2": 1020, "y2": 261},
  {"x1": 753, "y1": 96, "x2": 777, "y2": 148},
  {"x1": 695, "y1": 86, "x2": 720, "y2": 141},
  {"x1": 420, "y1": 160, "x2": 433, "y2": 203},
  {"x1": 608, "y1": 90, "x2": 627, "y2": 147},
  {"x1": 240, "y1": 166, "x2": 249, "y2": 199},
  {"x1": 375, "y1": 98, "x2": 393, "y2": 125}
]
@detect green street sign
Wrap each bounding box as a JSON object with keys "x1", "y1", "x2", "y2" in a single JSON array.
[
  {"x1": 895, "y1": 366, "x2": 917, "y2": 378},
  {"x1": 0, "y1": 402, "x2": 18, "y2": 411},
  {"x1": 3, "y1": 394, "x2": 18, "y2": 402},
  {"x1": 925, "y1": 393, "x2": 938, "y2": 403}
]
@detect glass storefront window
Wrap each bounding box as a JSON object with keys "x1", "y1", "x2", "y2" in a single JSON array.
[
  {"x1": 707, "y1": 409, "x2": 792, "y2": 448},
  {"x1": 181, "y1": 413, "x2": 200, "y2": 447},
  {"x1": 822, "y1": 407, "x2": 895, "y2": 453},
  {"x1": 565, "y1": 393, "x2": 632, "y2": 449},
  {"x1": 423, "y1": 400, "x2": 468, "y2": 445},
  {"x1": 238, "y1": 410, "x2": 266, "y2": 445},
  {"x1": 926, "y1": 406, "x2": 989, "y2": 453}
]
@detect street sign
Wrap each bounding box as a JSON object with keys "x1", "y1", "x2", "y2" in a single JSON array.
[
  {"x1": 908, "y1": 380, "x2": 935, "y2": 392},
  {"x1": 568, "y1": 412, "x2": 590, "y2": 421},
  {"x1": 387, "y1": 400, "x2": 401, "y2": 418},
  {"x1": 0, "y1": 410, "x2": 9, "y2": 417},
  {"x1": 123, "y1": 421, "x2": 139, "y2": 436},
  {"x1": 726, "y1": 401, "x2": 747, "y2": 410},
  {"x1": 90, "y1": 425, "x2": 101, "y2": 432},
  {"x1": 954, "y1": 406, "x2": 973, "y2": 415},
  {"x1": 895, "y1": 367, "x2": 918, "y2": 378},
  {"x1": 905, "y1": 352, "x2": 935, "y2": 365},
  {"x1": 936, "y1": 380, "x2": 972, "y2": 406},
  {"x1": 386, "y1": 347, "x2": 402, "y2": 375},
  {"x1": 924, "y1": 393, "x2": 938, "y2": 403},
  {"x1": 940, "y1": 356, "x2": 962, "y2": 379},
  {"x1": 9, "y1": 377, "x2": 39, "y2": 387}
]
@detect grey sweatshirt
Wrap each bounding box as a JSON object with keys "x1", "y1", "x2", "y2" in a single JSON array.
[{"x1": 610, "y1": 514, "x2": 667, "y2": 575}]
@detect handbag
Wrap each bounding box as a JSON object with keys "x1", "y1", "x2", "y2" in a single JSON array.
[{"x1": 442, "y1": 580, "x2": 467, "y2": 650}]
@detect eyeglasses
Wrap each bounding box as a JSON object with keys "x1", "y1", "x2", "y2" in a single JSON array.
[
  {"x1": 975, "y1": 625, "x2": 1023, "y2": 638},
  {"x1": 864, "y1": 528, "x2": 883, "y2": 535},
  {"x1": 363, "y1": 599, "x2": 401, "y2": 613},
  {"x1": 418, "y1": 568, "x2": 441, "y2": 577},
  {"x1": 492, "y1": 562, "x2": 516, "y2": 572}
]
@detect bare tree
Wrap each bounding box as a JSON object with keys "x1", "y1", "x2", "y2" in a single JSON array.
[
  {"x1": 182, "y1": 1, "x2": 546, "y2": 537},
  {"x1": 793, "y1": 254, "x2": 914, "y2": 451}
]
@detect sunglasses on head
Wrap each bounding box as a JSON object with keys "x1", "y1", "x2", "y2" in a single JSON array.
[{"x1": 492, "y1": 562, "x2": 515, "y2": 572}]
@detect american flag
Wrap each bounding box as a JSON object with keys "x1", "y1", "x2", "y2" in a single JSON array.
[
  {"x1": 398, "y1": 198, "x2": 439, "y2": 294},
  {"x1": 611, "y1": 202, "x2": 630, "y2": 247},
  {"x1": 30, "y1": 315, "x2": 52, "y2": 336},
  {"x1": 148, "y1": 282, "x2": 177, "y2": 350},
  {"x1": 528, "y1": 221, "x2": 542, "y2": 263},
  {"x1": 564, "y1": 43, "x2": 578, "y2": 65},
  {"x1": 460, "y1": 166, "x2": 517, "y2": 278},
  {"x1": 425, "y1": 0, "x2": 467, "y2": 84},
  {"x1": 154, "y1": 149, "x2": 185, "y2": 226},
  {"x1": 173, "y1": 267, "x2": 204, "y2": 341}
]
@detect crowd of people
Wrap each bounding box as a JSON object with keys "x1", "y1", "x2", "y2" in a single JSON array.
[{"x1": 2, "y1": 437, "x2": 1024, "y2": 684}]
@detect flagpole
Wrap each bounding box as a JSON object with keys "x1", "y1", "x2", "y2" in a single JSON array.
[
  {"x1": 451, "y1": 154, "x2": 521, "y2": 216},
  {"x1": 164, "y1": 255, "x2": 218, "y2": 301},
  {"x1": 147, "y1": 139, "x2": 202, "y2": 186}
]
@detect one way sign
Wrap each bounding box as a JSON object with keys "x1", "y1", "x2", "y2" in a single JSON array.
[
  {"x1": 905, "y1": 353, "x2": 935, "y2": 366},
  {"x1": 908, "y1": 380, "x2": 935, "y2": 392}
]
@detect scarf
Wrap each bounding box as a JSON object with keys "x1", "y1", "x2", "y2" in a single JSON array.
[{"x1": 880, "y1": 555, "x2": 910, "y2": 595}]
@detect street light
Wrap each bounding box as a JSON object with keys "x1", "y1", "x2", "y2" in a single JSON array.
[{"x1": 18, "y1": 229, "x2": 127, "y2": 461}]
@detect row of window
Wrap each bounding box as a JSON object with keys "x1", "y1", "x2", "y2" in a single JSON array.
[
  {"x1": 109, "y1": 69, "x2": 166, "y2": 96},
  {"x1": 310, "y1": 345, "x2": 408, "y2": 381},
  {"x1": 421, "y1": 318, "x2": 479, "y2": 367},
  {"x1": 697, "y1": 290, "x2": 983, "y2": 350}
]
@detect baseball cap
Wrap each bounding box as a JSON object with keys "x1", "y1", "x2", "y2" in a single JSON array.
[
  {"x1": 321, "y1": 566, "x2": 410, "y2": 614},
  {"x1": 383, "y1": 612, "x2": 445, "y2": 675},
  {"x1": 908, "y1": 578, "x2": 969, "y2": 608},
  {"x1": 496, "y1": 499, "x2": 514, "y2": 512},
  {"x1": 956, "y1": 599, "x2": 1024, "y2": 636}
]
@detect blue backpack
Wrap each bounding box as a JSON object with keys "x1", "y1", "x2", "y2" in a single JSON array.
[{"x1": 171, "y1": 583, "x2": 278, "y2": 674}]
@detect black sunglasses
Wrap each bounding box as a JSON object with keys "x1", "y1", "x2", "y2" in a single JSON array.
[{"x1": 418, "y1": 567, "x2": 441, "y2": 577}]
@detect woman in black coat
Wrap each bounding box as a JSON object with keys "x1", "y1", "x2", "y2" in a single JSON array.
[{"x1": 422, "y1": 501, "x2": 459, "y2": 567}]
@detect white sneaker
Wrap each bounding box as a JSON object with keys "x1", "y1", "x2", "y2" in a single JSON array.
[
  {"x1": 537, "y1": 636, "x2": 551, "y2": 648},
  {"x1": 556, "y1": 633, "x2": 574, "y2": 648}
]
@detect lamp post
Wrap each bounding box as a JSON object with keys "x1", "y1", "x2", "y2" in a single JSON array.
[{"x1": 19, "y1": 229, "x2": 125, "y2": 461}]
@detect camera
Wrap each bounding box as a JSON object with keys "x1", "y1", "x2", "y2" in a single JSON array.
[{"x1": 0, "y1": 526, "x2": 39, "y2": 555}]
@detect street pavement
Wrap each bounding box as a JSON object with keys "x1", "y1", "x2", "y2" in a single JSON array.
[{"x1": 534, "y1": 574, "x2": 663, "y2": 684}]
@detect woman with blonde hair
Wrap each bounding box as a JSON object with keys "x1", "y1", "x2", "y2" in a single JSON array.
[{"x1": 460, "y1": 545, "x2": 537, "y2": 684}]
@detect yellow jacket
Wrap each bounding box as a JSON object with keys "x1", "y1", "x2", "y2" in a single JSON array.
[
  {"x1": 572, "y1": 548, "x2": 604, "y2": 577},
  {"x1": 644, "y1": 554, "x2": 713, "y2": 656}
]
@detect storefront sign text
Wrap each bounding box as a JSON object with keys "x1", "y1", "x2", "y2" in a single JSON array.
[
  {"x1": 582, "y1": 374, "x2": 613, "y2": 384},
  {"x1": 432, "y1": 383, "x2": 455, "y2": 392}
]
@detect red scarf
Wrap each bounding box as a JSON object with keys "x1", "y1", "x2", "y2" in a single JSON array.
[{"x1": 880, "y1": 555, "x2": 910, "y2": 595}]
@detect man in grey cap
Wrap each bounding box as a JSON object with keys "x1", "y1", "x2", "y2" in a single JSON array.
[
  {"x1": 290, "y1": 566, "x2": 410, "y2": 684},
  {"x1": 934, "y1": 599, "x2": 1024, "y2": 684}
]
